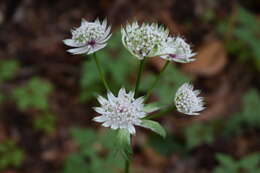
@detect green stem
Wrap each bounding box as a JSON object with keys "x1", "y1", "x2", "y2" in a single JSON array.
[
  {"x1": 134, "y1": 58, "x2": 146, "y2": 96},
  {"x1": 93, "y1": 53, "x2": 110, "y2": 91},
  {"x1": 124, "y1": 159, "x2": 130, "y2": 173},
  {"x1": 144, "y1": 61, "x2": 170, "y2": 101},
  {"x1": 145, "y1": 105, "x2": 174, "y2": 119}
]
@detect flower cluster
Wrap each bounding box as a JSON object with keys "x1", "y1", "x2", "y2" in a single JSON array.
[
  {"x1": 121, "y1": 22, "x2": 169, "y2": 60},
  {"x1": 174, "y1": 83, "x2": 204, "y2": 115},
  {"x1": 160, "y1": 37, "x2": 196, "y2": 63},
  {"x1": 93, "y1": 88, "x2": 146, "y2": 134},
  {"x1": 63, "y1": 18, "x2": 111, "y2": 55},
  {"x1": 121, "y1": 22, "x2": 196, "y2": 63},
  {"x1": 63, "y1": 18, "x2": 205, "y2": 135}
]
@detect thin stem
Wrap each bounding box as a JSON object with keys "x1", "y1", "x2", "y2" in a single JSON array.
[
  {"x1": 145, "y1": 105, "x2": 174, "y2": 119},
  {"x1": 93, "y1": 53, "x2": 110, "y2": 91},
  {"x1": 134, "y1": 58, "x2": 146, "y2": 96},
  {"x1": 124, "y1": 159, "x2": 130, "y2": 173},
  {"x1": 144, "y1": 61, "x2": 170, "y2": 101}
]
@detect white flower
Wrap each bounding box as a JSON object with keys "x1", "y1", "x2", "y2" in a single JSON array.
[
  {"x1": 121, "y1": 22, "x2": 170, "y2": 60},
  {"x1": 174, "y1": 83, "x2": 205, "y2": 115},
  {"x1": 161, "y1": 37, "x2": 196, "y2": 63},
  {"x1": 93, "y1": 88, "x2": 146, "y2": 134},
  {"x1": 63, "y1": 18, "x2": 111, "y2": 55}
]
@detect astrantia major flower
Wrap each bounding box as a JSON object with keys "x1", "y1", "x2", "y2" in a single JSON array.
[
  {"x1": 63, "y1": 18, "x2": 111, "y2": 55},
  {"x1": 93, "y1": 88, "x2": 146, "y2": 134},
  {"x1": 121, "y1": 22, "x2": 170, "y2": 60},
  {"x1": 161, "y1": 37, "x2": 196, "y2": 63},
  {"x1": 174, "y1": 83, "x2": 205, "y2": 115}
]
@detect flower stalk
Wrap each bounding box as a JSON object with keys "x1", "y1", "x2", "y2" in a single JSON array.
[
  {"x1": 134, "y1": 58, "x2": 146, "y2": 97},
  {"x1": 144, "y1": 60, "x2": 170, "y2": 101},
  {"x1": 64, "y1": 19, "x2": 206, "y2": 173},
  {"x1": 93, "y1": 53, "x2": 110, "y2": 91},
  {"x1": 145, "y1": 105, "x2": 174, "y2": 119},
  {"x1": 125, "y1": 159, "x2": 130, "y2": 173}
]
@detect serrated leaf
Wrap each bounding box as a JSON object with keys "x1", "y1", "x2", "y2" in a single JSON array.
[
  {"x1": 140, "y1": 120, "x2": 166, "y2": 138},
  {"x1": 143, "y1": 102, "x2": 164, "y2": 113}
]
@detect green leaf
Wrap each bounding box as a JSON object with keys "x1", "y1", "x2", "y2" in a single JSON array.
[
  {"x1": 240, "y1": 153, "x2": 260, "y2": 171},
  {"x1": 215, "y1": 153, "x2": 237, "y2": 169},
  {"x1": 115, "y1": 129, "x2": 132, "y2": 160},
  {"x1": 140, "y1": 120, "x2": 166, "y2": 138},
  {"x1": 11, "y1": 77, "x2": 53, "y2": 111},
  {"x1": 63, "y1": 128, "x2": 125, "y2": 173},
  {"x1": 184, "y1": 122, "x2": 214, "y2": 149},
  {"x1": 63, "y1": 153, "x2": 90, "y2": 173},
  {"x1": 148, "y1": 134, "x2": 187, "y2": 156},
  {"x1": 33, "y1": 113, "x2": 56, "y2": 134},
  {"x1": 141, "y1": 65, "x2": 190, "y2": 105},
  {"x1": 70, "y1": 128, "x2": 96, "y2": 149},
  {"x1": 143, "y1": 102, "x2": 164, "y2": 113},
  {"x1": 0, "y1": 139, "x2": 24, "y2": 170},
  {"x1": 0, "y1": 60, "x2": 19, "y2": 82}
]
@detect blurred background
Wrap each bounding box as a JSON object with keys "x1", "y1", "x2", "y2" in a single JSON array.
[{"x1": 0, "y1": 0, "x2": 260, "y2": 173}]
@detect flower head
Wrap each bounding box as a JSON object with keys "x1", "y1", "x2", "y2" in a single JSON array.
[
  {"x1": 93, "y1": 88, "x2": 146, "y2": 134},
  {"x1": 63, "y1": 18, "x2": 111, "y2": 55},
  {"x1": 121, "y1": 22, "x2": 170, "y2": 60},
  {"x1": 174, "y1": 83, "x2": 205, "y2": 115},
  {"x1": 161, "y1": 37, "x2": 196, "y2": 63}
]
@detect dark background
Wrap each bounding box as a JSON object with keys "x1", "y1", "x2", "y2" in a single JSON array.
[{"x1": 0, "y1": 0, "x2": 260, "y2": 173}]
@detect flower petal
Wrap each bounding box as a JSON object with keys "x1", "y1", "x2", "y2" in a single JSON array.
[
  {"x1": 93, "y1": 116, "x2": 107, "y2": 122},
  {"x1": 97, "y1": 95, "x2": 108, "y2": 105},
  {"x1": 67, "y1": 46, "x2": 89, "y2": 55},
  {"x1": 107, "y1": 92, "x2": 116, "y2": 103},
  {"x1": 102, "y1": 121, "x2": 112, "y2": 127},
  {"x1": 118, "y1": 88, "x2": 126, "y2": 98},
  {"x1": 94, "y1": 107, "x2": 106, "y2": 114},
  {"x1": 127, "y1": 124, "x2": 136, "y2": 134},
  {"x1": 87, "y1": 44, "x2": 107, "y2": 55},
  {"x1": 63, "y1": 39, "x2": 82, "y2": 47}
]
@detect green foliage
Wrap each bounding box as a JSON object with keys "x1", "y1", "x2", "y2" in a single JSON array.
[
  {"x1": 182, "y1": 88, "x2": 260, "y2": 148},
  {"x1": 0, "y1": 59, "x2": 19, "y2": 82},
  {"x1": 240, "y1": 89, "x2": 260, "y2": 126},
  {"x1": 143, "y1": 102, "x2": 165, "y2": 113},
  {"x1": 147, "y1": 88, "x2": 260, "y2": 157},
  {"x1": 11, "y1": 77, "x2": 53, "y2": 111},
  {"x1": 224, "y1": 89, "x2": 260, "y2": 137},
  {"x1": 148, "y1": 134, "x2": 186, "y2": 156},
  {"x1": 213, "y1": 153, "x2": 260, "y2": 173},
  {"x1": 148, "y1": 118, "x2": 215, "y2": 156},
  {"x1": 63, "y1": 128, "x2": 124, "y2": 173},
  {"x1": 79, "y1": 32, "x2": 138, "y2": 101},
  {"x1": 33, "y1": 113, "x2": 56, "y2": 134},
  {"x1": 79, "y1": 31, "x2": 189, "y2": 104},
  {"x1": 0, "y1": 139, "x2": 25, "y2": 170},
  {"x1": 141, "y1": 64, "x2": 190, "y2": 104},
  {"x1": 115, "y1": 129, "x2": 132, "y2": 160},
  {"x1": 184, "y1": 122, "x2": 214, "y2": 149},
  {"x1": 218, "y1": 7, "x2": 260, "y2": 69},
  {"x1": 0, "y1": 59, "x2": 20, "y2": 104},
  {"x1": 140, "y1": 120, "x2": 166, "y2": 138}
]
